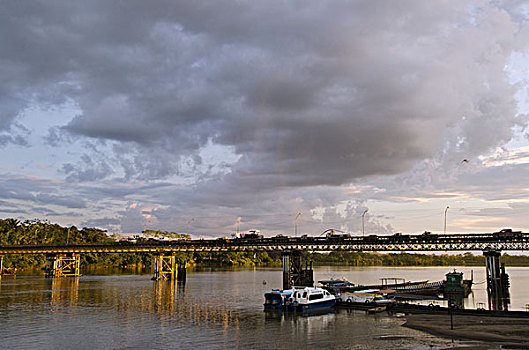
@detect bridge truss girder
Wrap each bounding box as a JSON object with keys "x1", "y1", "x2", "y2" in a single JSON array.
[{"x1": 2, "y1": 234, "x2": 529, "y2": 254}]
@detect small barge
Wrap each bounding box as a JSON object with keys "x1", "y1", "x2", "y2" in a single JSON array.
[
  {"x1": 320, "y1": 270, "x2": 472, "y2": 297},
  {"x1": 320, "y1": 278, "x2": 430, "y2": 294}
]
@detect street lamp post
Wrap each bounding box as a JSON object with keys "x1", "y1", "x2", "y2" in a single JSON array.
[
  {"x1": 295, "y1": 212, "x2": 302, "y2": 237},
  {"x1": 236, "y1": 217, "x2": 242, "y2": 234},
  {"x1": 187, "y1": 218, "x2": 194, "y2": 234},
  {"x1": 444, "y1": 206, "x2": 450, "y2": 234},
  {"x1": 449, "y1": 298, "x2": 455, "y2": 330},
  {"x1": 362, "y1": 209, "x2": 368, "y2": 236}
]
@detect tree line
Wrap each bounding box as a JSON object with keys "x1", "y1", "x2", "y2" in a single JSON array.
[{"x1": 2, "y1": 219, "x2": 529, "y2": 270}]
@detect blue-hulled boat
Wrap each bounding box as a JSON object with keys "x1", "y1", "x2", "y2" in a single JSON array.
[
  {"x1": 264, "y1": 289, "x2": 293, "y2": 310},
  {"x1": 264, "y1": 286, "x2": 336, "y2": 312},
  {"x1": 285, "y1": 286, "x2": 336, "y2": 312}
]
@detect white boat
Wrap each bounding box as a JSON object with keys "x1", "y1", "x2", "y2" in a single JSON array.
[
  {"x1": 339, "y1": 289, "x2": 393, "y2": 305},
  {"x1": 286, "y1": 286, "x2": 336, "y2": 312}
]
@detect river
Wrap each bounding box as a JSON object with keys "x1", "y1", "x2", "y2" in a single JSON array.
[{"x1": 1, "y1": 266, "x2": 527, "y2": 349}]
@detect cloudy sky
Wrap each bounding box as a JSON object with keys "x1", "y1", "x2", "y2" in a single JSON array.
[{"x1": 2, "y1": 1, "x2": 529, "y2": 237}]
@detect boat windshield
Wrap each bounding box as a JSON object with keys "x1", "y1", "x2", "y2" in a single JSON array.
[{"x1": 309, "y1": 294, "x2": 323, "y2": 301}]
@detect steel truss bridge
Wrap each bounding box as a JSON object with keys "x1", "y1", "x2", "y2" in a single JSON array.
[{"x1": 1, "y1": 232, "x2": 529, "y2": 254}]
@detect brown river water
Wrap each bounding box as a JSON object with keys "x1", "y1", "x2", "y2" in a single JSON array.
[{"x1": 1, "y1": 266, "x2": 527, "y2": 349}]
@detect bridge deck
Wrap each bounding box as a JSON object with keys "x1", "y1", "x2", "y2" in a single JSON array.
[{"x1": 1, "y1": 233, "x2": 529, "y2": 254}]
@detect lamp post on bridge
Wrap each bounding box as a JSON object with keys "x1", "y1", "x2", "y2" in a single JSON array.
[
  {"x1": 362, "y1": 209, "x2": 368, "y2": 237},
  {"x1": 444, "y1": 206, "x2": 449, "y2": 234},
  {"x1": 236, "y1": 217, "x2": 242, "y2": 234},
  {"x1": 187, "y1": 218, "x2": 194, "y2": 234},
  {"x1": 295, "y1": 212, "x2": 302, "y2": 237}
]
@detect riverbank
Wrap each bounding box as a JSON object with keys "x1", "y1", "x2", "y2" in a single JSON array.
[{"x1": 404, "y1": 313, "x2": 529, "y2": 346}]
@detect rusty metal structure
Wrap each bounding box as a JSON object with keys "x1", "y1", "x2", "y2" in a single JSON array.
[
  {"x1": 281, "y1": 250, "x2": 314, "y2": 289},
  {"x1": 484, "y1": 249, "x2": 510, "y2": 311}
]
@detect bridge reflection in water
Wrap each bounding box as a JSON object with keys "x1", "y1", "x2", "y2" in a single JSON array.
[
  {"x1": 41, "y1": 275, "x2": 241, "y2": 330},
  {"x1": 154, "y1": 281, "x2": 240, "y2": 330},
  {"x1": 1, "y1": 231, "x2": 527, "y2": 312},
  {"x1": 49, "y1": 277, "x2": 80, "y2": 307}
]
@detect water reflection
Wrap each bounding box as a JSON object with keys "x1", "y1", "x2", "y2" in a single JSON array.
[
  {"x1": 49, "y1": 277, "x2": 79, "y2": 308},
  {"x1": 150, "y1": 280, "x2": 241, "y2": 329},
  {"x1": 1, "y1": 267, "x2": 525, "y2": 349}
]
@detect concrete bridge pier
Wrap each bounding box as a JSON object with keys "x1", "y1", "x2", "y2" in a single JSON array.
[
  {"x1": 484, "y1": 249, "x2": 510, "y2": 311},
  {"x1": 281, "y1": 250, "x2": 314, "y2": 289},
  {"x1": 45, "y1": 253, "x2": 81, "y2": 278}
]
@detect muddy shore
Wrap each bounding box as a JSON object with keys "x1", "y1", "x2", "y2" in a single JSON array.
[{"x1": 404, "y1": 313, "x2": 529, "y2": 347}]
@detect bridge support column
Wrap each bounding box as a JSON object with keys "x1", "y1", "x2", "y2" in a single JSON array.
[
  {"x1": 0, "y1": 255, "x2": 3, "y2": 278},
  {"x1": 281, "y1": 250, "x2": 313, "y2": 290},
  {"x1": 177, "y1": 264, "x2": 186, "y2": 283},
  {"x1": 45, "y1": 253, "x2": 81, "y2": 278},
  {"x1": 152, "y1": 253, "x2": 177, "y2": 281},
  {"x1": 484, "y1": 250, "x2": 510, "y2": 311}
]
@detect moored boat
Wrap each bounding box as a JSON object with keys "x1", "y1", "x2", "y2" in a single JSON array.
[
  {"x1": 391, "y1": 281, "x2": 445, "y2": 295},
  {"x1": 320, "y1": 278, "x2": 429, "y2": 295},
  {"x1": 285, "y1": 286, "x2": 336, "y2": 312},
  {"x1": 264, "y1": 289, "x2": 293, "y2": 310},
  {"x1": 339, "y1": 289, "x2": 393, "y2": 306}
]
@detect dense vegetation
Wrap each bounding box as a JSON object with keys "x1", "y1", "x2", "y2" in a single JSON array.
[
  {"x1": 0, "y1": 219, "x2": 279, "y2": 269},
  {"x1": 2, "y1": 219, "x2": 529, "y2": 271}
]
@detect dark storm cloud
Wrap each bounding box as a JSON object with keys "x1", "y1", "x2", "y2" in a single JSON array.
[
  {"x1": 2, "y1": 1, "x2": 526, "y2": 188},
  {"x1": 1, "y1": 1, "x2": 529, "y2": 233},
  {"x1": 61, "y1": 154, "x2": 113, "y2": 182}
]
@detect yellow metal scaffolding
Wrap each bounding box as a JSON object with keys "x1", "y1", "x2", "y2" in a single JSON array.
[
  {"x1": 45, "y1": 254, "x2": 81, "y2": 278},
  {"x1": 152, "y1": 254, "x2": 177, "y2": 281}
]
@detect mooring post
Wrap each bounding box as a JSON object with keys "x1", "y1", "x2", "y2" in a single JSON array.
[
  {"x1": 152, "y1": 253, "x2": 176, "y2": 281},
  {"x1": 448, "y1": 298, "x2": 454, "y2": 330},
  {"x1": 281, "y1": 252, "x2": 291, "y2": 290},
  {"x1": 483, "y1": 249, "x2": 509, "y2": 311},
  {"x1": 45, "y1": 253, "x2": 81, "y2": 278}
]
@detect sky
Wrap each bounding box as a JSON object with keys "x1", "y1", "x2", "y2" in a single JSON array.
[{"x1": 1, "y1": 1, "x2": 529, "y2": 237}]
